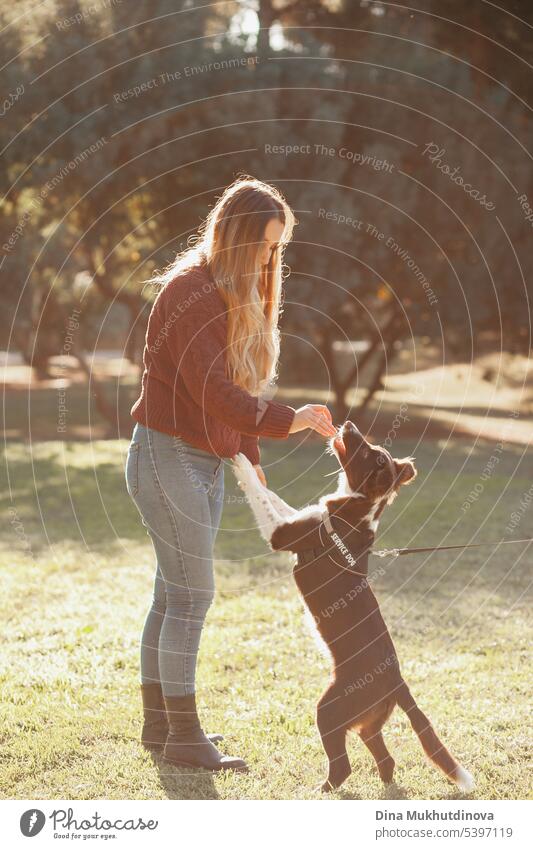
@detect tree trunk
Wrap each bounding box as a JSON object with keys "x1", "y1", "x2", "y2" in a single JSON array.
[
  {"x1": 359, "y1": 320, "x2": 401, "y2": 411},
  {"x1": 257, "y1": 0, "x2": 275, "y2": 56},
  {"x1": 317, "y1": 327, "x2": 349, "y2": 420}
]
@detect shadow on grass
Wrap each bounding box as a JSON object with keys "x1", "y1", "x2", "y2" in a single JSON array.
[
  {"x1": 378, "y1": 780, "x2": 409, "y2": 800},
  {"x1": 2, "y1": 440, "x2": 532, "y2": 610},
  {"x1": 334, "y1": 778, "x2": 407, "y2": 801},
  {"x1": 0, "y1": 440, "x2": 333, "y2": 557},
  {"x1": 1, "y1": 447, "x2": 271, "y2": 558},
  {"x1": 0, "y1": 449, "x2": 142, "y2": 548},
  {"x1": 337, "y1": 780, "x2": 474, "y2": 801},
  {"x1": 329, "y1": 780, "x2": 407, "y2": 801},
  {"x1": 151, "y1": 752, "x2": 219, "y2": 799}
]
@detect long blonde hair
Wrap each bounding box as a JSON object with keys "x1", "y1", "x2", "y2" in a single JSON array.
[{"x1": 148, "y1": 175, "x2": 296, "y2": 395}]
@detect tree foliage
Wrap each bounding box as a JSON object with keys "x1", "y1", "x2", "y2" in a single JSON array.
[{"x1": 1, "y1": 0, "x2": 531, "y2": 421}]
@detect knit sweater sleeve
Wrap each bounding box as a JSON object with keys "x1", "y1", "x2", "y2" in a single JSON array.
[
  {"x1": 167, "y1": 296, "x2": 295, "y2": 439},
  {"x1": 239, "y1": 434, "x2": 260, "y2": 466}
]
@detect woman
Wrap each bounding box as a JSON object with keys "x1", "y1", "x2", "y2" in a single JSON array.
[{"x1": 125, "y1": 175, "x2": 337, "y2": 773}]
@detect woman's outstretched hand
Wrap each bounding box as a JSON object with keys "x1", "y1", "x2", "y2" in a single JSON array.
[
  {"x1": 289, "y1": 404, "x2": 337, "y2": 438},
  {"x1": 252, "y1": 407, "x2": 335, "y2": 488}
]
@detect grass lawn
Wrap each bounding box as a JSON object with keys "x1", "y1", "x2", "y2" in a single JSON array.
[{"x1": 0, "y1": 435, "x2": 531, "y2": 800}]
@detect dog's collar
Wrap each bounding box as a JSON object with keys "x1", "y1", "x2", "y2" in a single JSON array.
[
  {"x1": 297, "y1": 508, "x2": 373, "y2": 574},
  {"x1": 321, "y1": 507, "x2": 335, "y2": 535}
]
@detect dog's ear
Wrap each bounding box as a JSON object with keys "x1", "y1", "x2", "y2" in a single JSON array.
[{"x1": 393, "y1": 457, "x2": 417, "y2": 486}]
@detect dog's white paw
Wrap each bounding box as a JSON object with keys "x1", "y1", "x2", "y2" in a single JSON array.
[
  {"x1": 233, "y1": 452, "x2": 253, "y2": 471},
  {"x1": 232, "y1": 452, "x2": 255, "y2": 491},
  {"x1": 455, "y1": 765, "x2": 475, "y2": 793}
]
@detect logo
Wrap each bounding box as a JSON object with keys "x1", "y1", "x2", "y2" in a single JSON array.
[
  {"x1": 20, "y1": 809, "x2": 46, "y2": 837},
  {"x1": 319, "y1": 515, "x2": 367, "y2": 572}
]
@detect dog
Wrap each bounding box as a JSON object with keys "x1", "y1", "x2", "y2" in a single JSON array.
[{"x1": 232, "y1": 420, "x2": 475, "y2": 793}]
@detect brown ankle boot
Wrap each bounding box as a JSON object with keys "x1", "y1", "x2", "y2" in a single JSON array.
[
  {"x1": 162, "y1": 693, "x2": 248, "y2": 772},
  {"x1": 140, "y1": 683, "x2": 168, "y2": 751},
  {"x1": 140, "y1": 684, "x2": 222, "y2": 752}
]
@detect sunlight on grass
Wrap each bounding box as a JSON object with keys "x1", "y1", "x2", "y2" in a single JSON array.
[{"x1": 1, "y1": 438, "x2": 531, "y2": 799}]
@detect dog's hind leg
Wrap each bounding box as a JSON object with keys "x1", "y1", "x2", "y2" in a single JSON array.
[
  {"x1": 316, "y1": 693, "x2": 351, "y2": 792},
  {"x1": 359, "y1": 724, "x2": 395, "y2": 784}
]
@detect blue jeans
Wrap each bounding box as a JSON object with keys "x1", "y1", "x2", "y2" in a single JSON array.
[{"x1": 125, "y1": 423, "x2": 224, "y2": 697}]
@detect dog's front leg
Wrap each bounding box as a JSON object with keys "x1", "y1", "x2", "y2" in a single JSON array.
[
  {"x1": 234, "y1": 454, "x2": 297, "y2": 520},
  {"x1": 232, "y1": 453, "x2": 287, "y2": 543},
  {"x1": 263, "y1": 487, "x2": 298, "y2": 520}
]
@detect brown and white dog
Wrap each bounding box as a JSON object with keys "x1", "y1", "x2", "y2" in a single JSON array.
[{"x1": 232, "y1": 420, "x2": 474, "y2": 793}]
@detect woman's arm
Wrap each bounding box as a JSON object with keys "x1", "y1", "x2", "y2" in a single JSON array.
[{"x1": 239, "y1": 433, "x2": 260, "y2": 466}]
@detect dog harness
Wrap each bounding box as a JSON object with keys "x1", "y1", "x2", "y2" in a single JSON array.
[
  {"x1": 297, "y1": 508, "x2": 533, "y2": 570},
  {"x1": 297, "y1": 508, "x2": 374, "y2": 574}
]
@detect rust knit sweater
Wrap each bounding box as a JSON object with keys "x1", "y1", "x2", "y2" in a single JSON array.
[{"x1": 131, "y1": 265, "x2": 296, "y2": 466}]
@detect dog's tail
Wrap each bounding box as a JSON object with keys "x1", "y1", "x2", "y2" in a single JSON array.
[{"x1": 396, "y1": 681, "x2": 475, "y2": 792}]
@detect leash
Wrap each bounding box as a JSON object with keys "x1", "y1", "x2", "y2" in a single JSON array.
[
  {"x1": 318, "y1": 508, "x2": 533, "y2": 573},
  {"x1": 373, "y1": 538, "x2": 533, "y2": 559}
]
